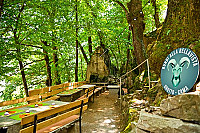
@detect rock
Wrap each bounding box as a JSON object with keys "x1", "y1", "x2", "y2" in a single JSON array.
[
  {"x1": 136, "y1": 128, "x2": 148, "y2": 133},
  {"x1": 86, "y1": 47, "x2": 109, "y2": 82},
  {"x1": 136, "y1": 109, "x2": 200, "y2": 133},
  {"x1": 160, "y1": 93, "x2": 200, "y2": 122}
]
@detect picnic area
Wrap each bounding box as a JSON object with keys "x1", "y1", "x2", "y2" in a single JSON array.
[{"x1": 1, "y1": 0, "x2": 200, "y2": 133}]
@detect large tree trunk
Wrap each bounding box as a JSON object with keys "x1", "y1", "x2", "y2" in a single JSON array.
[
  {"x1": 115, "y1": 0, "x2": 146, "y2": 72},
  {"x1": 88, "y1": 36, "x2": 92, "y2": 58},
  {"x1": 75, "y1": 0, "x2": 78, "y2": 82},
  {"x1": 42, "y1": 41, "x2": 52, "y2": 87},
  {"x1": 15, "y1": 41, "x2": 29, "y2": 97},
  {"x1": 127, "y1": 0, "x2": 146, "y2": 71},
  {"x1": 75, "y1": 40, "x2": 78, "y2": 82},
  {"x1": 13, "y1": 2, "x2": 28, "y2": 96},
  {"x1": 53, "y1": 46, "x2": 61, "y2": 85},
  {"x1": 0, "y1": 0, "x2": 4, "y2": 18},
  {"x1": 98, "y1": 31, "x2": 106, "y2": 49},
  {"x1": 151, "y1": 0, "x2": 161, "y2": 29},
  {"x1": 18, "y1": 60, "x2": 28, "y2": 97},
  {"x1": 126, "y1": 32, "x2": 131, "y2": 73},
  {"x1": 151, "y1": 0, "x2": 200, "y2": 75}
]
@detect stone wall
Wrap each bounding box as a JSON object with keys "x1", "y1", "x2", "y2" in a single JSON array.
[
  {"x1": 160, "y1": 93, "x2": 200, "y2": 122},
  {"x1": 136, "y1": 93, "x2": 200, "y2": 133}
]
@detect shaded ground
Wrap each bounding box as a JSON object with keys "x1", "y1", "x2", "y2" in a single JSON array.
[{"x1": 75, "y1": 89, "x2": 124, "y2": 133}]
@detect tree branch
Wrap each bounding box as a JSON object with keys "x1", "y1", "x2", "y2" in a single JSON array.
[
  {"x1": 24, "y1": 59, "x2": 45, "y2": 67},
  {"x1": 15, "y1": 2, "x2": 25, "y2": 39},
  {"x1": 151, "y1": 0, "x2": 161, "y2": 29},
  {"x1": 114, "y1": 0, "x2": 129, "y2": 17},
  {"x1": 21, "y1": 44, "x2": 43, "y2": 49},
  {"x1": 79, "y1": 42, "x2": 89, "y2": 64},
  {"x1": 85, "y1": 0, "x2": 97, "y2": 18}
]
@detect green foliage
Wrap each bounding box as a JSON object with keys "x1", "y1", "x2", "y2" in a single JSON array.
[
  {"x1": 143, "y1": 0, "x2": 168, "y2": 33},
  {"x1": 0, "y1": 0, "x2": 168, "y2": 101},
  {"x1": 0, "y1": 85, "x2": 15, "y2": 101}
]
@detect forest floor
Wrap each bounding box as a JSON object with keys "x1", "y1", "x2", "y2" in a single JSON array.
[{"x1": 74, "y1": 89, "x2": 124, "y2": 133}]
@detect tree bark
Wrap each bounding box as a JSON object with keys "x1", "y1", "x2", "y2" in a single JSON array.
[
  {"x1": 126, "y1": 32, "x2": 131, "y2": 73},
  {"x1": 42, "y1": 41, "x2": 52, "y2": 87},
  {"x1": 88, "y1": 36, "x2": 92, "y2": 58},
  {"x1": 79, "y1": 42, "x2": 88, "y2": 64},
  {"x1": 13, "y1": 2, "x2": 28, "y2": 96},
  {"x1": 18, "y1": 59, "x2": 29, "y2": 97},
  {"x1": 126, "y1": 48, "x2": 130, "y2": 71},
  {"x1": 75, "y1": 0, "x2": 78, "y2": 82},
  {"x1": 53, "y1": 46, "x2": 61, "y2": 85},
  {"x1": 15, "y1": 37, "x2": 29, "y2": 97},
  {"x1": 0, "y1": 0, "x2": 4, "y2": 18},
  {"x1": 151, "y1": 0, "x2": 200, "y2": 75},
  {"x1": 98, "y1": 31, "x2": 106, "y2": 49},
  {"x1": 151, "y1": 0, "x2": 161, "y2": 29},
  {"x1": 80, "y1": 54, "x2": 83, "y2": 79},
  {"x1": 115, "y1": 0, "x2": 146, "y2": 72},
  {"x1": 127, "y1": 0, "x2": 146, "y2": 71}
]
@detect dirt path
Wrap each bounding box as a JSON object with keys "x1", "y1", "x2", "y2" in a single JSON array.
[{"x1": 75, "y1": 89, "x2": 124, "y2": 133}]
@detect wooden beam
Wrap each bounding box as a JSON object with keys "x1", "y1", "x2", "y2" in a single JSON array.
[{"x1": 50, "y1": 84, "x2": 63, "y2": 91}]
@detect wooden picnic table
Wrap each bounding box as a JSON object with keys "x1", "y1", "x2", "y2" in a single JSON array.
[
  {"x1": 77, "y1": 85, "x2": 96, "y2": 96},
  {"x1": 57, "y1": 89, "x2": 83, "y2": 102},
  {"x1": 77, "y1": 84, "x2": 96, "y2": 89},
  {"x1": 0, "y1": 100, "x2": 69, "y2": 133},
  {"x1": 91, "y1": 82, "x2": 108, "y2": 86},
  {"x1": 107, "y1": 85, "x2": 120, "y2": 89}
]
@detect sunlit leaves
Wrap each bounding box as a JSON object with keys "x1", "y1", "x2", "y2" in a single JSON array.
[
  {"x1": 142, "y1": 0, "x2": 168, "y2": 33},
  {"x1": 0, "y1": 0, "x2": 168, "y2": 100}
]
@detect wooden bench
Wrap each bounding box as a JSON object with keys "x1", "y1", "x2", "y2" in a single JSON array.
[
  {"x1": 20, "y1": 98, "x2": 88, "y2": 133},
  {"x1": 94, "y1": 87, "x2": 104, "y2": 96},
  {"x1": 0, "y1": 93, "x2": 58, "y2": 110},
  {"x1": 28, "y1": 81, "x2": 86, "y2": 103},
  {"x1": 77, "y1": 86, "x2": 95, "y2": 100},
  {"x1": 0, "y1": 81, "x2": 87, "y2": 120},
  {"x1": 77, "y1": 87, "x2": 103, "y2": 103}
]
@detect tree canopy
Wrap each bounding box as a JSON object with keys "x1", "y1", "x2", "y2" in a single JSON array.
[{"x1": 2, "y1": 0, "x2": 199, "y2": 101}]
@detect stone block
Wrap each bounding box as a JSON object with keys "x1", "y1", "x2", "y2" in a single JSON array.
[
  {"x1": 160, "y1": 93, "x2": 200, "y2": 122},
  {"x1": 136, "y1": 110, "x2": 200, "y2": 133}
]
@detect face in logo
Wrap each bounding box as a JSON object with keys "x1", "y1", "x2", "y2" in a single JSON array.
[
  {"x1": 161, "y1": 48, "x2": 199, "y2": 95},
  {"x1": 167, "y1": 57, "x2": 190, "y2": 87}
]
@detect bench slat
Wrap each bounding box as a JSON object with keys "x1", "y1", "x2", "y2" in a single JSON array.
[
  {"x1": 63, "y1": 83, "x2": 70, "y2": 87},
  {"x1": 0, "y1": 97, "x2": 26, "y2": 107},
  {"x1": 37, "y1": 115, "x2": 79, "y2": 133},
  {"x1": 84, "y1": 86, "x2": 94, "y2": 93},
  {"x1": 20, "y1": 105, "x2": 88, "y2": 133},
  {"x1": 50, "y1": 84, "x2": 64, "y2": 91},
  {"x1": 21, "y1": 98, "x2": 89, "y2": 125},
  {"x1": 0, "y1": 95, "x2": 42, "y2": 107},
  {"x1": 29, "y1": 89, "x2": 42, "y2": 97},
  {"x1": 29, "y1": 87, "x2": 51, "y2": 97}
]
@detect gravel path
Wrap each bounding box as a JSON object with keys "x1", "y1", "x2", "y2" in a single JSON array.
[{"x1": 75, "y1": 89, "x2": 124, "y2": 133}]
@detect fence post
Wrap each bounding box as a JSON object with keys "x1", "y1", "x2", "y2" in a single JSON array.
[{"x1": 147, "y1": 59, "x2": 151, "y2": 90}]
